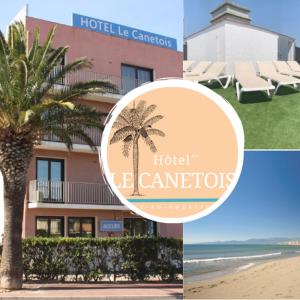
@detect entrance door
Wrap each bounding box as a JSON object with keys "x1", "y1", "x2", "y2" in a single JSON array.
[{"x1": 36, "y1": 158, "x2": 64, "y2": 202}]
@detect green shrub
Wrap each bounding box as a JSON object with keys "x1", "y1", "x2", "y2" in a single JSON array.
[{"x1": 22, "y1": 236, "x2": 182, "y2": 282}]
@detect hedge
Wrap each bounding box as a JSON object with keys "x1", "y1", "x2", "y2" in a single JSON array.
[{"x1": 19, "y1": 236, "x2": 182, "y2": 282}]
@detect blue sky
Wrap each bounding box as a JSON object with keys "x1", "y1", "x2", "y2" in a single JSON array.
[
  {"x1": 184, "y1": 151, "x2": 300, "y2": 244},
  {"x1": 0, "y1": 0, "x2": 183, "y2": 50},
  {"x1": 184, "y1": 0, "x2": 300, "y2": 45}
]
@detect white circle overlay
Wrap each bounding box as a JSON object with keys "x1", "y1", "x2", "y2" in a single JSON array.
[{"x1": 100, "y1": 79, "x2": 244, "y2": 223}]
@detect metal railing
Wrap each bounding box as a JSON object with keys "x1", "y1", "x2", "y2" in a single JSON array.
[
  {"x1": 43, "y1": 126, "x2": 102, "y2": 146},
  {"x1": 51, "y1": 66, "x2": 149, "y2": 95},
  {"x1": 29, "y1": 180, "x2": 123, "y2": 206}
]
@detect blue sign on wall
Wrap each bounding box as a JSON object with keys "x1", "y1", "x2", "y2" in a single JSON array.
[
  {"x1": 73, "y1": 13, "x2": 177, "y2": 51},
  {"x1": 100, "y1": 220, "x2": 124, "y2": 232}
]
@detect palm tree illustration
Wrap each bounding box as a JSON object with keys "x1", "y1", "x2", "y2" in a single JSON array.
[{"x1": 110, "y1": 100, "x2": 165, "y2": 196}]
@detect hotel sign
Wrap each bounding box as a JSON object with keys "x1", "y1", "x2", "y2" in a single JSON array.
[
  {"x1": 73, "y1": 13, "x2": 177, "y2": 51},
  {"x1": 100, "y1": 220, "x2": 123, "y2": 232}
]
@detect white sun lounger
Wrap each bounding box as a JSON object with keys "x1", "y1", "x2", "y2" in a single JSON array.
[
  {"x1": 287, "y1": 61, "x2": 300, "y2": 73},
  {"x1": 234, "y1": 62, "x2": 275, "y2": 101},
  {"x1": 257, "y1": 61, "x2": 300, "y2": 94},
  {"x1": 274, "y1": 61, "x2": 300, "y2": 78},
  {"x1": 185, "y1": 62, "x2": 231, "y2": 88},
  {"x1": 183, "y1": 60, "x2": 195, "y2": 73},
  {"x1": 183, "y1": 61, "x2": 211, "y2": 78}
]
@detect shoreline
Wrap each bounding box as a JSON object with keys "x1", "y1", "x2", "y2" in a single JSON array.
[
  {"x1": 185, "y1": 260, "x2": 262, "y2": 284},
  {"x1": 184, "y1": 255, "x2": 300, "y2": 299}
]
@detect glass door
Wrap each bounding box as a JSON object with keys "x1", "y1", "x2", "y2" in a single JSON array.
[
  {"x1": 121, "y1": 64, "x2": 153, "y2": 94},
  {"x1": 36, "y1": 158, "x2": 64, "y2": 202}
]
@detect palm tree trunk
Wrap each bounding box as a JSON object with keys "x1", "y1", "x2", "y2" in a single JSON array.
[
  {"x1": 132, "y1": 138, "x2": 140, "y2": 196},
  {"x1": 0, "y1": 178, "x2": 26, "y2": 289},
  {"x1": 0, "y1": 134, "x2": 33, "y2": 290}
]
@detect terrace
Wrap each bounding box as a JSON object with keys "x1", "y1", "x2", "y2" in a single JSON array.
[
  {"x1": 28, "y1": 180, "x2": 126, "y2": 209},
  {"x1": 207, "y1": 83, "x2": 300, "y2": 149}
]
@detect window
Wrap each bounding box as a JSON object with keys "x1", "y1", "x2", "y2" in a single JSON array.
[
  {"x1": 36, "y1": 216, "x2": 64, "y2": 237},
  {"x1": 121, "y1": 64, "x2": 153, "y2": 94},
  {"x1": 68, "y1": 217, "x2": 95, "y2": 237},
  {"x1": 36, "y1": 158, "x2": 64, "y2": 202},
  {"x1": 124, "y1": 218, "x2": 157, "y2": 236}
]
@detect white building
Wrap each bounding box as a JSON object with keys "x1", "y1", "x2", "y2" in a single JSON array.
[{"x1": 184, "y1": 1, "x2": 296, "y2": 74}]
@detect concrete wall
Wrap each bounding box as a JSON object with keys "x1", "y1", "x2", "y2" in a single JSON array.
[
  {"x1": 26, "y1": 149, "x2": 103, "y2": 185},
  {"x1": 224, "y1": 22, "x2": 279, "y2": 73},
  {"x1": 186, "y1": 21, "x2": 294, "y2": 74},
  {"x1": 186, "y1": 23, "x2": 225, "y2": 62},
  {"x1": 25, "y1": 17, "x2": 183, "y2": 80}
]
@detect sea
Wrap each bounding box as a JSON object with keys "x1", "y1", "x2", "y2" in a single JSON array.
[{"x1": 184, "y1": 244, "x2": 300, "y2": 284}]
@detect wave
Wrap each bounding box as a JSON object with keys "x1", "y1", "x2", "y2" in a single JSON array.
[
  {"x1": 236, "y1": 262, "x2": 255, "y2": 271},
  {"x1": 184, "y1": 252, "x2": 282, "y2": 263}
]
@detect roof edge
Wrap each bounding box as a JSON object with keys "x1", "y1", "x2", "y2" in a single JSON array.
[{"x1": 184, "y1": 20, "x2": 295, "y2": 42}]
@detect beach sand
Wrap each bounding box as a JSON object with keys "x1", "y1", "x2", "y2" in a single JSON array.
[{"x1": 184, "y1": 256, "x2": 300, "y2": 299}]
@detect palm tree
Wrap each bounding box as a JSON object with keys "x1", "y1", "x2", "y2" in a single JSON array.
[
  {"x1": 110, "y1": 100, "x2": 165, "y2": 196},
  {"x1": 0, "y1": 22, "x2": 117, "y2": 290}
]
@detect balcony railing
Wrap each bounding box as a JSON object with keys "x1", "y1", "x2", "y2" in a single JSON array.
[
  {"x1": 29, "y1": 180, "x2": 123, "y2": 206},
  {"x1": 51, "y1": 66, "x2": 149, "y2": 95},
  {"x1": 43, "y1": 127, "x2": 102, "y2": 146}
]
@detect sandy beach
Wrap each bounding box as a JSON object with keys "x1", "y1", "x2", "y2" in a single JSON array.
[{"x1": 184, "y1": 255, "x2": 300, "y2": 299}]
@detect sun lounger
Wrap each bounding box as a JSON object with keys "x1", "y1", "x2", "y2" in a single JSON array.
[
  {"x1": 257, "y1": 61, "x2": 300, "y2": 94},
  {"x1": 184, "y1": 62, "x2": 231, "y2": 88},
  {"x1": 183, "y1": 61, "x2": 211, "y2": 77},
  {"x1": 234, "y1": 62, "x2": 275, "y2": 101},
  {"x1": 183, "y1": 60, "x2": 195, "y2": 73},
  {"x1": 287, "y1": 61, "x2": 300, "y2": 73},
  {"x1": 273, "y1": 61, "x2": 300, "y2": 78}
]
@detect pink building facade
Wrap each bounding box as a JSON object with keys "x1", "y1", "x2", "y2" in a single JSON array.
[{"x1": 22, "y1": 14, "x2": 183, "y2": 239}]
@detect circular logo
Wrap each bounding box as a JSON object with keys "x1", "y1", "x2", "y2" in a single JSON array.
[{"x1": 100, "y1": 79, "x2": 244, "y2": 223}]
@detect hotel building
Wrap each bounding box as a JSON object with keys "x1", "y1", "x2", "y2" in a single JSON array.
[{"x1": 2, "y1": 6, "x2": 183, "y2": 239}]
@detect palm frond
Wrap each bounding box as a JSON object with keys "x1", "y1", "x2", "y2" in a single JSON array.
[
  {"x1": 36, "y1": 26, "x2": 56, "y2": 73},
  {"x1": 136, "y1": 100, "x2": 146, "y2": 114},
  {"x1": 122, "y1": 137, "x2": 132, "y2": 158},
  {"x1": 110, "y1": 126, "x2": 136, "y2": 144},
  {"x1": 0, "y1": 21, "x2": 112, "y2": 152},
  {"x1": 145, "y1": 128, "x2": 166, "y2": 137},
  {"x1": 141, "y1": 104, "x2": 157, "y2": 121},
  {"x1": 116, "y1": 114, "x2": 130, "y2": 126},
  {"x1": 112, "y1": 120, "x2": 128, "y2": 129},
  {"x1": 143, "y1": 115, "x2": 163, "y2": 127},
  {"x1": 119, "y1": 107, "x2": 131, "y2": 120},
  {"x1": 141, "y1": 135, "x2": 157, "y2": 153}
]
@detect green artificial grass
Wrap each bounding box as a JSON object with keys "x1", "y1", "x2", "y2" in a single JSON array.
[{"x1": 206, "y1": 83, "x2": 300, "y2": 149}]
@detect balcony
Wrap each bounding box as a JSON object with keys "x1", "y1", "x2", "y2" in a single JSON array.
[
  {"x1": 51, "y1": 66, "x2": 148, "y2": 98},
  {"x1": 28, "y1": 180, "x2": 126, "y2": 210},
  {"x1": 42, "y1": 127, "x2": 102, "y2": 146}
]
